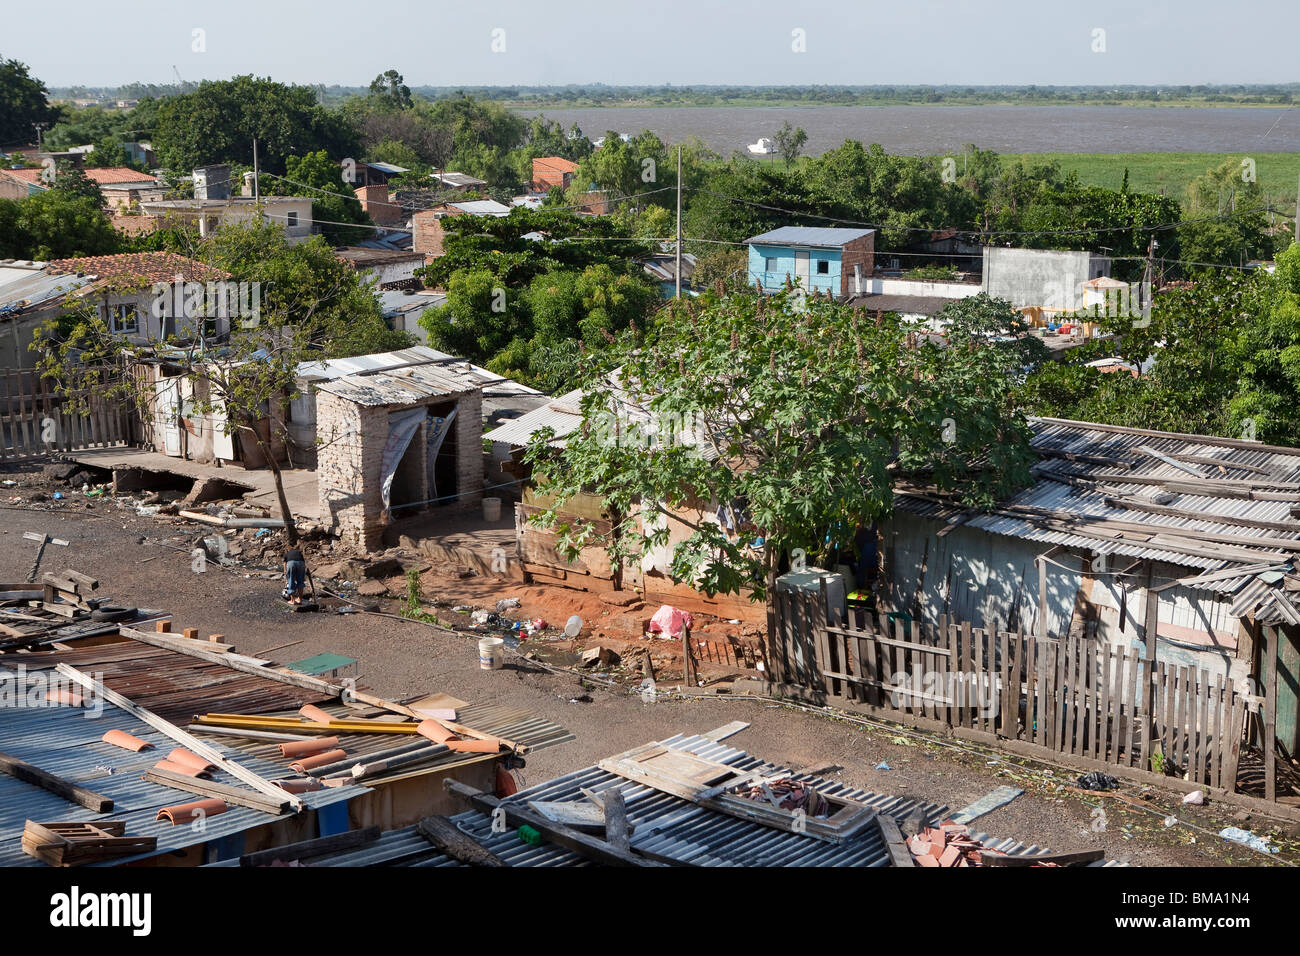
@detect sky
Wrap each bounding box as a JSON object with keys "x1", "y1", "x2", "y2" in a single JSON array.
[{"x1": 7, "y1": 0, "x2": 1299, "y2": 89}]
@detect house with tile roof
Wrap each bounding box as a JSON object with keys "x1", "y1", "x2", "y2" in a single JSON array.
[
  {"x1": 0, "y1": 166, "x2": 165, "y2": 213},
  {"x1": 0, "y1": 253, "x2": 233, "y2": 367}
]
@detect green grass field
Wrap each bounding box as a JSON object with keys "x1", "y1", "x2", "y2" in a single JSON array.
[{"x1": 1003, "y1": 152, "x2": 1300, "y2": 208}]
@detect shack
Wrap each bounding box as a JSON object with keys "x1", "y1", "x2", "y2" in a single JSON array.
[{"x1": 882, "y1": 417, "x2": 1300, "y2": 750}]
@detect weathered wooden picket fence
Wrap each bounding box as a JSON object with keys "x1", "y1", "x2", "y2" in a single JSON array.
[
  {"x1": 0, "y1": 369, "x2": 132, "y2": 460},
  {"x1": 771, "y1": 584, "x2": 1250, "y2": 795}
]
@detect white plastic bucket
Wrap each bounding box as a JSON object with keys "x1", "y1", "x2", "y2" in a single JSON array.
[
  {"x1": 482, "y1": 497, "x2": 502, "y2": 521},
  {"x1": 478, "y1": 637, "x2": 505, "y2": 670}
]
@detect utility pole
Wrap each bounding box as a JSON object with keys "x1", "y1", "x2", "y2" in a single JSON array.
[
  {"x1": 252, "y1": 138, "x2": 260, "y2": 203},
  {"x1": 675, "y1": 145, "x2": 683, "y2": 299}
]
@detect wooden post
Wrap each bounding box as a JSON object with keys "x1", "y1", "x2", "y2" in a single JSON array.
[
  {"x1": 682, "y1": 625, "x2": 697, "y2": 688},
  {"x1": 1265, "y1": 624, "x2": 1278, "y2": 803}
]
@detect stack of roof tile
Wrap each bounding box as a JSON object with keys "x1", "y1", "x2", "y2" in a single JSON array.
[{"x1": 908, "y1": 819, "x2": 1064, "y2": 867}]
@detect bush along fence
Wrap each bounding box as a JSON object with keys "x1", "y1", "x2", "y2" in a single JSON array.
[
  {"x1": 769, "y1": 580, "x2": 1300, "y2": 816},
  {"x1": 0, "y1": 368, "x2": 132, "y2": 460}
]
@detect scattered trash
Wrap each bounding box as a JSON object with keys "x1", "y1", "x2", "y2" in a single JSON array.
[
  {"x1": 85, "y1": 488, "x2": 105, "y2": 497},
  {"x1": 580, "y1": 645, "x2": 618, "y2": 668},
  {"x1": 471, "y1": 609, "x2": 492, "y2": 625},
  {"x1": 1163, "y1": 815, "x2": 1179, "y2": 828},
  {"x1": 1218, "y1": 826, "x2": 1278, "y2": 853},
  {"x1": 564, "y1": 614, "x2": 583, "y2": 638},
  {"x1": 1075, "y1": 771, "x2": 1120, "y2": 791},
  {"x1": 336, "y1": 605, "x2": 357, "y2": 615},
  {"x1": 51, "y1": 492, "x2": 63, "y2": 500},
  {"x1": 731, "y1": 778, "x2": 830, "y2": 815},
  {"x1": 496, "y1": 598, "x2": 521, "y2": 613},
  {"x1": 647, "y1": 604, "x2": 693, "y2": 639},
  {"x1": 254, "y1": 528, "x2": 271, "y2": 538},
  {"x1": 531, "y1": 618, "x2": 548, "y2": 631},
  {"x1": 875, "y1": 761, "x2": 891, "y2": 771},
  {"x1": 1, "y1": 480, "x2": 15, "y2": 487},
  {"x1": 452, "y1": 605, "x2": 473, "y2": 613},
  {"x1": 1182, "y1": 790, "x2": 1205, "y2": 806}
]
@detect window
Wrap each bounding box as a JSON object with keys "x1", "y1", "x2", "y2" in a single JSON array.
[
  {"x1": 286, "y1": 211, "x2": 299, "y2": 228},
  {"x1": 765, "y1": 256, "x2": 777, "y2": 272},
  {"x1": 107, "y1": 304, "x2": 138, "y2": 335},
  {"x1": 816, "y1": 259, "x2": 829, "y2": 275}
]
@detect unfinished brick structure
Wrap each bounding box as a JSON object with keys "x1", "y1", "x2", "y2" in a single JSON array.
[{"x1": 314, "y1": 363, "x2": 484, "y2": 550}]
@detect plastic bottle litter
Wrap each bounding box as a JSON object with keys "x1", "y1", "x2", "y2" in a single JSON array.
[
  {"x1": 875, "y1": 761, "x2": 891, "y2": 771},
  {"x1": 1218, "y1": 826, "x2": 1278, "y2": 853},
  {"x1": 564, "y1": 615, "x2": 583, "y2": 638}
]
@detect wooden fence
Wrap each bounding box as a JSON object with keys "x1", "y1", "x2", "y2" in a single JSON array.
[
  {"x1": 771, "y1": 585, "x2": 1252, "y2": 796},
  {"x1": 0, "y1": 369, "x2": 132, "y2": 460}
]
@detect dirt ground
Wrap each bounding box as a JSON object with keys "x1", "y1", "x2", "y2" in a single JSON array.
[{"x1": 3, "y1": 458, "x2": 1297, "y2": 868}]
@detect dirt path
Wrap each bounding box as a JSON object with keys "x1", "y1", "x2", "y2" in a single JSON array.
[{"x1": 1, "y1": 461, "x2": 1294, "y2": 867}]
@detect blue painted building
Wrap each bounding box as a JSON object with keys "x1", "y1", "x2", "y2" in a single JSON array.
[{"x1": 746, "y1": 226, "x2": 876, "y2": 300}]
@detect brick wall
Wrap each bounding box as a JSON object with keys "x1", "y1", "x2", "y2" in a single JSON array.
[
  {"x1": 316, "y1": 387, "x2": 485, "y2": 551},
  {"x1": 412, "y1": 208, "x2": 454, "y2": 257},
  {"x1": 354, "y1": 184, "x2": 403, "y2": 227},
  {"x1": 839, "y1": 233, "x2": 875, "y2": 299}
]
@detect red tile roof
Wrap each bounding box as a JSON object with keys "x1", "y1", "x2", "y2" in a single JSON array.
[
  {"x1": 47, "y1": 252, "x2": 229, "y2": 285},
  {"x1": 2, "y1": 166, "x2": 158, "y2": 186},
  {"x1": 532, "y1": 156, "x2": 579, "y2": 174}
]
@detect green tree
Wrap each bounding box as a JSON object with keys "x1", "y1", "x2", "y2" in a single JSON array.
[
  {"x1": 0, "y1": 57, "x2": 59, "y2": 145},
  {"x1": 772, "y1": 121, "x2": 807, "y2": 165},
  {"x1": 522, "y1": 288, "x2": 1036, "y2": 622},
  {"x1": 367, "y1": 70, "x2": 412, "y2": 111},
  {"x1": 152, "y1": 76, "x2": 359, "y2": 173},
  {"x1": 0, "y1": 191, "x2": 118, "y2": 259}
]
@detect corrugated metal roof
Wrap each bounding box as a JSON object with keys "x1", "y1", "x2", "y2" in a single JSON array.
[
  {"x1": 251, "y1": 732, "x2": 1121, "y2": 867},
  {"x1": 747, "y1": 226, "x2": 875, "y2": 248},
  {"x1": 483, "y1": 388, "x2": 586, "y2": 448},
  {"x1": 314, "y1": 357, "x2": 484, "y2": 406},
  {"x1": 0, "y1": 264, "x2": 93, "y2": 315},
  {"x1": 449, "y1": 199, "x2": 510, "y2": 216},
  {"x1": 897, "y1": 417, "x2": 1300, "y2": 623},
  {"x1": 0, "y1": 685, "x2": 361, "y2": 867}
]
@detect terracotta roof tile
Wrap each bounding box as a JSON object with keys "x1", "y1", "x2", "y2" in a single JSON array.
[
  {"x1": 47, "y1": 252, "x2": 229, "y2": 285},
  {"x1": 2, "y1": 166, "x2": 158, "y2": 186}
]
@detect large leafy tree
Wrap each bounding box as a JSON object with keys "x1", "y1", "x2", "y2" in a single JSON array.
[
  {"x1": 0, "y1": 57, "x2": 59, "y2": 145},
  {"x1": 1178, "y1": 158, "x2": 1273, "y2": 270},
  {"x1": 0, "y1": 190, "x2": 119, "y2": 259},
  {"x1": 152, "y1": 76, "x2": 359, "y2": 173},
  {"x1": 523, "y1": 288, "x2": 1036, "y2": 626}
]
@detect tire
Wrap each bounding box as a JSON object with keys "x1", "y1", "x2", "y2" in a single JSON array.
[{"x1": 90, "y1": 605, "x2": 137, "y2": 623}]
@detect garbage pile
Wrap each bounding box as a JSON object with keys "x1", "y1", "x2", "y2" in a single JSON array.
[{"x1": 730, "y1": 778, "x2": 831, "y2": 817}]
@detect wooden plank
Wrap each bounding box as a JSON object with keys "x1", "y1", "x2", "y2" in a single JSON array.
[
  {"x1": 445, "y1": 780, "x2": 665, "y2": 867},
  {"x1": 1224, "y1": 680, "x2": 1245, "y2": 792},
  {"x1": 141, "y1": 767, "x2": 290, "y2": 814},
  {"x1": 239, "y1": 826, "x2": 381, "y2": 867},
  {"x1": 0, "y1": 749, "x2": 113, "y2": 811},
  {"x1": 814, "y1": 581, "x2": 833, "y2": 699},
  {"x1": 1161, "y1": 661, "x2": 1174, "y2": 774},
  {"x1": 1210, "y1": 674, "x2": 1224, "y2": 790},
  {"x1": 959, "y1": 621, "x2": 972, "y2": 729},
  {"x1": 1265, "y1": 625, "x2": 1279, "y2": 803},
  {"x1": 983, "y1": 848, "x2": 1105, "y2": 867},
  {"x1": 1196, "y1": 668, "x2": 1210, "y2": 785},
  {"x1": 701, "y1": 721, "x2": 751, "y2": 742},
  {"x1": 999, "y1": 630, "x2": 1011, "y2": 739},
  {"x1": 877, "y1": 814, "x2": 914, "y2": 868},
  {"x1": 1128, "y1": 647, "x2": 1143, "y2": 768},
  {"x1": 847, "y1": 623, "x2": 865, "y2": 709},
  {"x1": 1053, "y1": 638, "x2": 1066, "y2": 752},
  {"x1": 417, "y1": 815, "x2": 506, "y2": 867},
  {"x1": 604, "y1": 786, "x2": 631, "y2": 853},
  {"x1": 1107, "y1": 647, "x2": 1123, "y2": 764},
  {"x1": 54, "y1": 663, "x2": 303, "y2": 811},
  {"x1": 1098, "y1": 643, "x2": 1111, "y2": 761}
]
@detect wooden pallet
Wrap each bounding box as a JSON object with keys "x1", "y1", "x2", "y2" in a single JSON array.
[
  {"x1": 598, "y1": 742, "x2": 876, "y2": 844},
  {"x1": 22, "y1": 820, "x2": 156, "y2": 867}
]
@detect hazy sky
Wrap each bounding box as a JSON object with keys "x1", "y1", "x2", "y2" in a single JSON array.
[{"x1": 8, "y1": 0, "x2": 1298, "y2": 88}]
